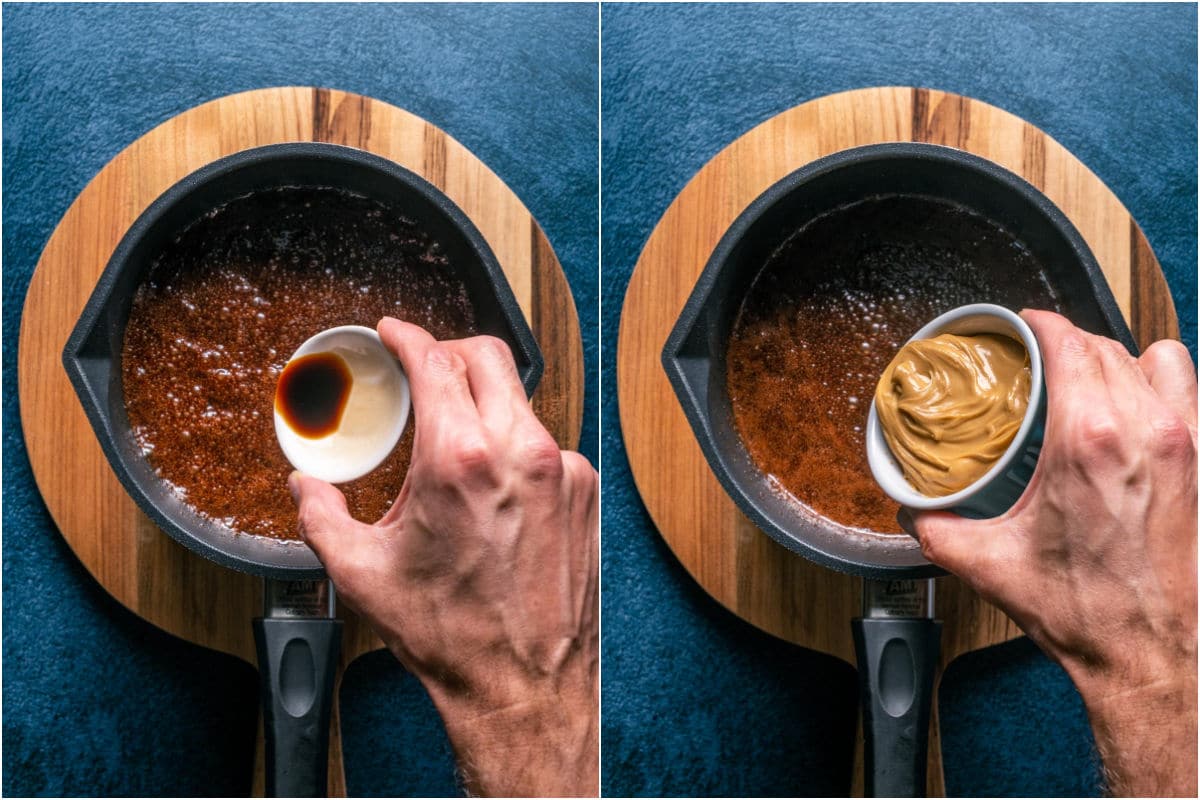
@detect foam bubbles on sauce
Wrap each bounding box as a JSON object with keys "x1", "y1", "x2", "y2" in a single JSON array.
[
  {"x1": 122, "y1": 186, "x2": 478, "y2": 540},
  {"x1": 725, "y1": 195, "x2": 1061, "y2": 534}
]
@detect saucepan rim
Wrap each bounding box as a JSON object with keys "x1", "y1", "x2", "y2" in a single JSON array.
[
  {"x1": 662, "y1": 141, "x2": 1132, "y2": 580},
  {"x1": 63, "y1": 141, "x2": 543, "y2": 579}
]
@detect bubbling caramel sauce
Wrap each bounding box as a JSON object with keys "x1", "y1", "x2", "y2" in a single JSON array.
[
  {"x1": 122, "y1": 186, "x2": 478, "y2": 540},
  {"x1": 875, "y1": 333, "x2": 1031, "y2": 497},
  {"x1": 726, "y1": 195, "x2": 1060, "y2": 533}
]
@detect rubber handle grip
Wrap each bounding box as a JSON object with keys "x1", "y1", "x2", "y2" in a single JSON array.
[
  {"x1": 852, "y1": 617, "x2": 942, "y2": 797},
  {"x1": 253, "y1": 617, "x2": 343, "y2": 797}
]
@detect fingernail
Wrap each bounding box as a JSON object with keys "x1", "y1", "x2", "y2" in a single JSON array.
[{"x1": 896, "y1": 507, "x2": 917, "y2": 539}]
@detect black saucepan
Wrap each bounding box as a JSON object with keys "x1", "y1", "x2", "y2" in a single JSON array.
[
  {"x1": 64, "y1": 143, "x2": 543, "y2": 796},
  {"x1": 663, "y1": 142, "x2": 1135, "y2": 796}
]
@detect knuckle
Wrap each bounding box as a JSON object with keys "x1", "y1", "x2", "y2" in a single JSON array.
[
  {"x1": 562, "y1": 451, "x2": 599, "y2": 493},
  {"x1": 1149, "y1": 414, "x2": 1195, "y2": 461},
  {"x1": 424, "y1": 344, "x2": 465, "y2": 377},
  {"x1": 1098, "y1": 336, "x2": 1135, "y2": 364},
  {"x1": 519, "y1": 434, "x2": 565, "y2": 481},
  {"x1": 1069, "y1": 409, "x2": 1123, "y2": 462},
  {"x1": 1079, "y1": 413, "x2": 1121, "y2": 447},
  {"x1": 1144, "y1": 338, "x2": 1192, "y2": 368},
  {"x1": 1055, "y1": 330, "x2": 1091, "y2": 365},
  {"x1": 444, "y1": 435, "x2": 496, "y2": 481},
  {"x1": 473, "y1": 335, "x2": 514, "y2": 366}
]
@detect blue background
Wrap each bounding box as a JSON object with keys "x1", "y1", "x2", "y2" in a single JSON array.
[
  {"x1": 5, "y1": 2, "x2": 1198, "y2": 799},
  {"x1": 3, "y1": 3, "x2": 596, "y2": 796},
  {"x1": 601, "y1": 3, "x2": 1196, "y2": 798}
]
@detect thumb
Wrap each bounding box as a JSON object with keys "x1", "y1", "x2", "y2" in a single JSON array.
[
  {"x1": 288, "y1": 471, "x2": 354, "y2": 561},
  {"x1": 907, "y1": 508, "x2": 1005, "y2": 583}
]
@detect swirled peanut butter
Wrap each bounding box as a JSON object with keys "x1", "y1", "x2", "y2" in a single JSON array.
[{"x1": 875, "y1": 332, "x2": 1031, "y2": 497}]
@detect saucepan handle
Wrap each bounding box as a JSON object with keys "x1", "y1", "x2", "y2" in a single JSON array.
[
  {"x1": 851, "y1": 616, "x2": 942, "y2": 797},
  {"x1": 253, "y1": 616, "x2": 344, "y2": 797}
]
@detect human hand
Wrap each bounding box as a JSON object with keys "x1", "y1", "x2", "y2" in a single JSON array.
[
  {"x1": 904, "y1": 310, "x2": 1197, "y2": 797},
  {"x1": 289, "y1": 318, "x2": 598, "y2": 798}
]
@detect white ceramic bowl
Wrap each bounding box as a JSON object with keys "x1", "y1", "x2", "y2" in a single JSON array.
[
  {"x1": 866, "y1": 304, "x2": 1046, "y2": 519},
  {"x1": 274, "y1": 325, "x2": 410, "y2": 484}
]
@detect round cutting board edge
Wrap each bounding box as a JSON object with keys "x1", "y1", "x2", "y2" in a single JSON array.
[
  {"x1": 18, "y1": 86, "x2": 586, "y2": 668},
  {"x1": 617, "y1": 85, "x2": 1179, "y2": 663}
]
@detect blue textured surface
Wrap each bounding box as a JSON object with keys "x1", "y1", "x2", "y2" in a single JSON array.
[
  {"x1": 601, "y1": 3, "x2": 1195, "y2": 797},
  {"x1": 3, "y1": 4, "x2": 596, "y2": 796}
]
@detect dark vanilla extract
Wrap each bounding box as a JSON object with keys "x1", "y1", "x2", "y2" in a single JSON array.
[{"x1": 275, "y1": 352, "x2": 353, "y2": 439}]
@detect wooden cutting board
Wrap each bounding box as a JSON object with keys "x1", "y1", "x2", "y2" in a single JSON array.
[
  {"x1": 17, "y1": 87, "x2": 585, "y2": 796},
  {"x1": 617, "y1": 86, "x2": 1178, "y2": 796}
]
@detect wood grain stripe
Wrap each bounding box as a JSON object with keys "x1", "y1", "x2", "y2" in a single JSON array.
[
  {"x1": 530, "y1": 218, "x2": 544, "y2": 341},
  {"x1": 528, "y1": 218, "x2": 583, "y2": 450},
  {"x1": 422, "y1": 123, "x2": 447, "y2": 189},
  {"x1": 1021, "y1": 124, "x2": 1046, "y2": 189},
  {"x1": 934, "y1": 94, "x2": 969, "y2": 149},
  {"x1": 345, "y1": 94, "x2": 371, "y2": 145},
  {"x1": 1130, "y1": 217, "x2": 1180, "y2": 347},
  {"x1": 911, "y1": 87, "x2": 930, "y2": 142},
  {"x1": 312, "y1": 87, "x2": 332, "y2": 142},
  {"x1": 1131, "y1": 217, "x2": 1145, "y2": 346},
  {"x1": 911, "y1": 88, "x2": 970, "y2": 148},
  {"x1": 312, "y1": 90, "x2": 371, "y2": 146}
]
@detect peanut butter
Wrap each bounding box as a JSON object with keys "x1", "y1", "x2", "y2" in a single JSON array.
[{"x1": 874, "y1": 332, "x2": 1031, "y2": 497}]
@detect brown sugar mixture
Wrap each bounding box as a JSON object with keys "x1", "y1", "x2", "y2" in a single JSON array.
[
  {"x1": 122, "y1": 186, "x2": 478, "y2": 540},
  {"x1": 726, "y1": 195, "x2": 1060, "y2": 533}
]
